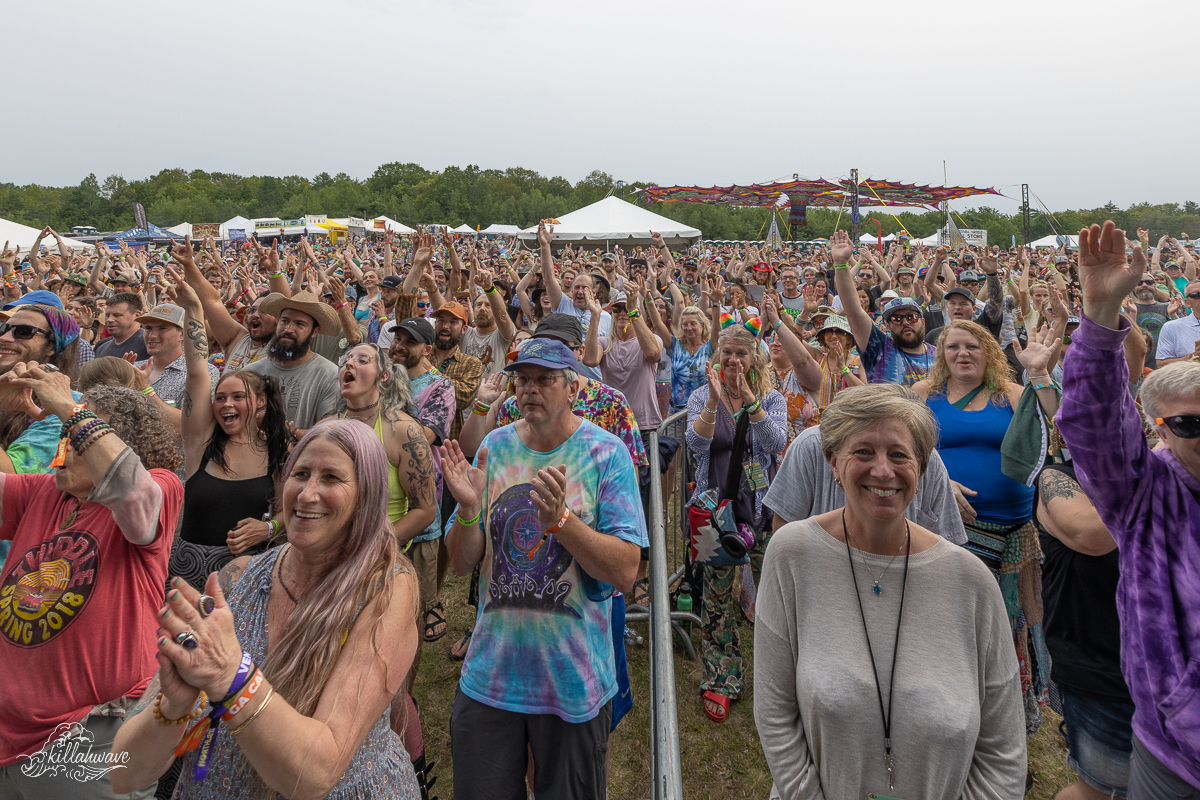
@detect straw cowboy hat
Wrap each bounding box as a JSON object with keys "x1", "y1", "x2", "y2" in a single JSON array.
[{"x1": 258, "y1": 291, "x2": 340, "y2": 332}]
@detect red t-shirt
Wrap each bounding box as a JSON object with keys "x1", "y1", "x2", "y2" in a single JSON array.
[{"x1": 0, "y1": 468, "x2": 182, "y2": 767}]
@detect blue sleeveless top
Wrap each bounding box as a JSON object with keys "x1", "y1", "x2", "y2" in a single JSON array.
[
  {"x1": 171, "y1": 547, "x2": 420, "y2": 800},
  {"x1": 927, "y1": 392, "x2": 1035, "y2": 526}
]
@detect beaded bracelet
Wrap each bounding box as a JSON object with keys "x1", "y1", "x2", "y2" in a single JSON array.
[
  {"x1": 152, "y1": 691, "x2": 208, "y2": 727},
  {"x1": 471, "y1": 399, "x2": 492, "y2": 416},
  {"x1": 74, "y1": 427, "x2": 114, "y2": 455},
  {"x1": 61, "y1": 408, "x2": 97, "y2": 436},
  {"x1": 69, "y1": 419, "x2": 107, "y2": 449}
]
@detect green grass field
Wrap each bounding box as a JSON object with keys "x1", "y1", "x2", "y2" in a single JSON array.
[{"x1": 414, "y1": 571, "x2": 1076, "y2": 799}]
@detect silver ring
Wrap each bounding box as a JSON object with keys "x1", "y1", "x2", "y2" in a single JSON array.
[
  {"x1": 196, "y1": 595, "x2": 215, "y2": 618},
  {"x1": 175, "y1": 631, "x2": 198, "y2": 650}
]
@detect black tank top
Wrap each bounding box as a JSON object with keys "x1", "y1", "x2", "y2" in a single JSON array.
[{"x1": 180, "y1": 455, "x2": 276, "y2": 548}]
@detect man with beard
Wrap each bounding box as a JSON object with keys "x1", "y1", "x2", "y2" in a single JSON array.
[
  {"x1": 178, "y1": 238, "x2": 279, "y2": 373},
  {"x1": 93, "y1": 292, "x2": 149, "y2": 360},
  {"x1": 832, "y1": 230, "x2": 936, "y2": 386},
  {"x1": 600, "y1": 252, "x2": 626, "y2": 292},
  {"x1": 389, "y1": 316, "x2": 457, "y2": 642},
  {"x1": 541, "y1": 223, "x2": 612, "y2": 383},
  {"x1": 461, "y1": 264, "x2": 515, "y2": 382},
  {"x1": 246, "y1": 291, "x2": 341, "y2": 429},
  {"x1": 429, "y1": 300, "x2": 483, "y2": 441},
  {"x1": 1133, "y1": 271, "x2": 1172, "y2": 368}
]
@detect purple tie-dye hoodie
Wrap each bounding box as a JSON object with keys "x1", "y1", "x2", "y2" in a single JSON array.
[{"x1": 1057, "y1": 314, "x2": 1200, "y2": 788}]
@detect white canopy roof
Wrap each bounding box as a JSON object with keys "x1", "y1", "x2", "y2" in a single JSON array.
[
  {"x1": 165, "y1": 222, "x2": 192, "y2": 237},
  {"x1": 449, "y1": 224, "x2": 477, "y2": 234},
  {"x1": 372, "y1": 216, "x2": 415, "y2": 235},
  {"x1": 0, "y1": 217, "x2": 94, "y2": 253},
  {"x1": 220, "y1": 216, "x2": 254, "y2": 239},
  {"x1": 480, "y1": 224, "x2": 522, "y2": 235},
  {"x1": 1028, "y1": 233, "x2": 1078, "y2": 249},
  {"x1": 517, "y1": 196, "x2": 701, "y2": 247},
  {"x1": 859, "y1": 233, "x2": 897, "y2": 244}
]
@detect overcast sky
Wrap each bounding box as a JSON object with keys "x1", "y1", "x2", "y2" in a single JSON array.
[{"x1": 5, "y1": 0, "x2": 1196, "y2": 215}]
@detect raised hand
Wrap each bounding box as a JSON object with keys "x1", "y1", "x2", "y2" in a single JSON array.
[
  {"x1": 1078, "y1": 222, "x2": 1142, "y2": 326},
  {"x1": 440, "y1": 442, "x2": 487, "y2": 514},
  {"x1": 650, "y1": 230, "x2": 665, "y2": 249},
  {"x1": 1013, "y1": 324, "x2": 1055, "y2": 375},
  {"x1": 476, "y1": 372, "x2": 508, "y2": 406},
  {"x1": 830, "y1": 229, "x2": 854, "y2": 265},
  {"x1": 537, "y1": 221, "x2": 554, "y2": 249},
  {"x1": 703, "y1": 360, "x2": 723, "y2": 405}
]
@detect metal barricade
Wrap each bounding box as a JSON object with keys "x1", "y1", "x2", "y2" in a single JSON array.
[{"x1": 626, "y1": 410, "x2": 703, "y2": 800}]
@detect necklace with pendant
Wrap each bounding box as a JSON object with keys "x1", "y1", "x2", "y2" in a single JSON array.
[
  {"x1": 843, "y1": 509, "x2": 907, "y2": 596},
  {"x1": 60, "y1": 497, "x2": 82, "y2": 530}
]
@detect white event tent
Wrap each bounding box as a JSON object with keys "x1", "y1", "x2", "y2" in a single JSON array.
[
  {"x1": 517, "y1": 196, "x2": 701, "y2": 248},
  {"x1": 219, "y1": 216, "x2": 254, "y2": 239},
  {"x1": 0, "y1": 217, "x2": 94, "y2": 253},
  {"x1": 1028, "y1": 234, "x2": 1078, "y2": 249},
  {"x1": 449, "y1": 224, "x2": 477, "y2": 234},
  {"x1": 480, "y1": 224, "x2": 522, "y2": 235},
  {"x1": 372, "y1": 216, "x2": 415, "y2": 234},
  {"x1": 165, "y1": 222, "x2": 192, "y2": 238}
]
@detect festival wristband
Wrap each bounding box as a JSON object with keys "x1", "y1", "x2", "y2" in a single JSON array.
[
  {"x1": 335, "y1": 302, "x2": 348, "y2": 309},
  {"x1": 840, "y1": 367, "x2": 850, "y2": 376},
  {"x1": 457, "y1": 509, "x2": 482, "y2": 527},
  {"x1": 546, "y1": 507, "x2": 570, "y2": 534},
  {"x1": 745, "y1": 400, "x2": 762, "y2": 415},
  {"x1": 220, "y1": 669, "x2": 266, "y2": 721},
  {"x1": 174, "y1": 651, "x2": 255, "y2": 780},
  {"x1": 269, "y1": 272, "x2": 285, "y2": 279},
  {"x1": 483, "y1": 284, "x2": 497, "y2": 295},
  {"x1": 142, "y1": 385, "x2": 157, "y2": 395},
  {"x1": 833, "y1": 263, "x2": 851, "y2": 270},
  {"x1": 1030, "y1": 383, "x2": 1056, "y2": 392}
]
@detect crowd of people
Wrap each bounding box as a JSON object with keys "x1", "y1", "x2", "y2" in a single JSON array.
[{"x1": 0, "y1": 212, "x2": 1196, "y2": 800}]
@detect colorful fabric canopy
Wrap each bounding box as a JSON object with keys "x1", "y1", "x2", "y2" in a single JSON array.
[{"x1": 636, "y1": 178, "x2": 1002, "y2": 209}]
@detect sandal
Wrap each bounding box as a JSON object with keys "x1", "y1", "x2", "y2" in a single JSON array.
[
  {"x1": 702, "y1": 690, "x2": 730, "y2": 723},
  {"x1": 632, "y1": 578, "x2": 651, "y2": 608},
  {"x1": 423, "y1": 602, "x2": 448, "y2": 642},
  {"x1": 449, "y1": 628, "x2": 473, "y2": 661}
]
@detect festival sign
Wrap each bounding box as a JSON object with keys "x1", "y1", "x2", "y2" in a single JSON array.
[
  {"x1": 305, "y1": 214, "x2": 327, "y2": 225},
  {"x1": 192, "y1": 223, "x2": 220, "y2": 239},
  {"x1": 254, "y1": 219, "x2": 283, "y2": 229},
  {"x1": 348, "y1": 217, "x2": 367, "y2": 230}
]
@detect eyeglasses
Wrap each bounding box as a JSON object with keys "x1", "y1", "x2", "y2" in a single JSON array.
[
  {"x1": 1155, "y1": 415, "x2": 1200, "y2": 438},
  {"x1": 888, "y1": 313, "x2": 921, "y2": 324},
  {"x1": 0, "y1": 323, "x2": 52, "y2": 340},
  {"x1": 1137, "y1": 279, "x2": 1156, "y2": 285},
  {"x1": 510, "y1": 373, "x2": 566, "y2": 389},
  {"x1": 1187, "y1": 291, "x2": 1200, "y2": 299},
  {"x1": 338, "y1": 353, "x2": 374, "y2": 368}
]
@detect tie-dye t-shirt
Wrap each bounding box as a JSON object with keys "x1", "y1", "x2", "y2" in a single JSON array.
[
  {"x1": 860, "y1": 326, "x2": 936, "y2": 387},
  {"x1": 669, "y1": 337, "x2": 712, "y2": 411},
  {"x1": 459, "y1": 419, "x2": 649, "y2": 722}
]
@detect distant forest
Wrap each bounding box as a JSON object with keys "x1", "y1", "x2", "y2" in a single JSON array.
[{"x1": 4, "y1": 163, "x2": 1199, "y2": 244}]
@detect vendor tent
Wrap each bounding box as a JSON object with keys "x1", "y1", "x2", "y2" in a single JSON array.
[
  {"x1": 114, "y1": 223, "x2": 182, "y2": 242},
  {"x1": 165, "y1": 222, "x2": 192, "y2": 238},
  {"x1": 517, "y1": 196, "x2": 702, "y2": 248},
  {"x1": 220, "y1": 216, "x2": 254, "y2": 239},
  {"x1": 480, "y1": 224, "x2": 522, "y2": 235},
  {"x1": 0, "y1": 217, "x2": 94, "y2": 253},
  {"x1": 372, "y1": 216, "x2": 416, "y2": 235},
  {"x1": 1028, "y1": 233, "x2": 1078, "y2": 249},
  {"x1": 449, "y1": 224, "x2": 477, "y2": 234},
  {"x1": 859, "y1": 233, "x2": 897, "y2": 244}
]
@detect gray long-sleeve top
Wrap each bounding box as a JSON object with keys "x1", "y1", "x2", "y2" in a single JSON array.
[{"x1": 754, "y1": 518, "x2": 1026, "y2": 800}]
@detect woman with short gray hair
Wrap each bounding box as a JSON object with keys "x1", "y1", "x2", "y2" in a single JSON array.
[{"x1": 755, "y1": 383, "x2": 1026, "y2": 800}]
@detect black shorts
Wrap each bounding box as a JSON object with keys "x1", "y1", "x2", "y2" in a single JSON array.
[{"x1": 450, "y1": 687, "x2": 612, "y2": 800}]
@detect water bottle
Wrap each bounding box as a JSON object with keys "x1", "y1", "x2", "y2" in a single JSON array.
[
  {"x1": 624, "y1": 626, "x2": 643, "y2": 646},
  {"x1": 696, "y1": 488, "x2": 720, "y2": 511}
]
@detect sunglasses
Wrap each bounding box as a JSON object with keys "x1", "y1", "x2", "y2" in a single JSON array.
[
  {"x1": 417, "y1": 302, "x2": 430, "y2": 309},
  {"x1": 1137, "y1": 279, "x2": 1156, "y2": 285},
  {"x1": 0, "y1": 322, "x2": 52, "y2": 340},
  {"x1": 888, "y1": 313, "x2": 921, "y2": 324},
  {"x1": 1156, "y1": 415, "x2": 1200, "y2": 438},
  {"x1": 1188, "y1": 292, "x2": 1200, "y2": 299}
]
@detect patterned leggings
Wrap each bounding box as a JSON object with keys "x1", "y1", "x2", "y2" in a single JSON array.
[{"x1": 699, "y1": 529, "x2": 772, "y2": 698}]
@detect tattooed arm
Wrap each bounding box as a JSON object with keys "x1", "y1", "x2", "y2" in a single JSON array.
[
  {"x1": 1035, "y1": 468, "x2": 1117, "y2": 556},
  {"x1": 173, "y1": 269, "x2": 217, "y2": 479},
  {"x1": 388, "y1": 417, "x2": 438, "y2": 545}
]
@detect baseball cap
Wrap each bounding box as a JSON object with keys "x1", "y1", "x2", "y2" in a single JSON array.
[
  {"x1": 137, "y1": 304, "x2": 185, "y2": 329},
  {"x1": 606, "y1": 291, "x2": 628, "y2": 310},
  {"x1": 882, "y1": 297, "x2": 923, "y2": 320},
  {"x1": 432, "y1": 300, "x2": 469, "y2": 323},
  {"x1": 601, "y1": 252, "x2": 617, "y2": 262},
  {"x1": 944, "y1": 287, "x2": 977, "y2": 303},
  {"x1": 532, "y1": 313, "x2": 583, "y2": 346},
  {"x1": 389, "y1": 316, "x2": 435, "y2": 344},
  {"x1": 4, "y1": 291, "x2": 62, "y2": 310},
  {"x1": 959, "y1": 270, "x2": 984, "y2": 282},
  {"x1": 380, "y1": 275, "x2": 403, "y2": 289},
  {"x1": 896, "y1": 266, "x2": 916, "y2": 276},
  {"x1": 1055, "y1": 256, "x2": 1070, "y2": 265},
  {"x1": 504, "y1": 338, "x2": 580, "y2": 373}
]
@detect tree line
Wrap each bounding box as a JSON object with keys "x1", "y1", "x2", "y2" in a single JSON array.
[{"x1": 2, "y1": 164, "x2": 1198, "y2": 245}]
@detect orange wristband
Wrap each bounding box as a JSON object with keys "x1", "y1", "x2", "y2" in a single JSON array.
[
  {"x1": 546, "y1": 507, "x2": 570, "y2": 535},
  {"x1": 220, "y1": 669, "x2": 265, "y2": 721}
]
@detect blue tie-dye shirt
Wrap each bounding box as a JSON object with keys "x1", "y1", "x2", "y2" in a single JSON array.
[{"x1": 459, "y1": 419, "x2": 648, "y2": 722}]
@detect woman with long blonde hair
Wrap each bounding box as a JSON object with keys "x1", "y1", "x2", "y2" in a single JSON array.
[
  {"x1": 912, "y1": 318, "x2": 1062, "y2": 737},
  {"x1": 113, "y1": 419, "x2": 422, "y2": 800}
]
